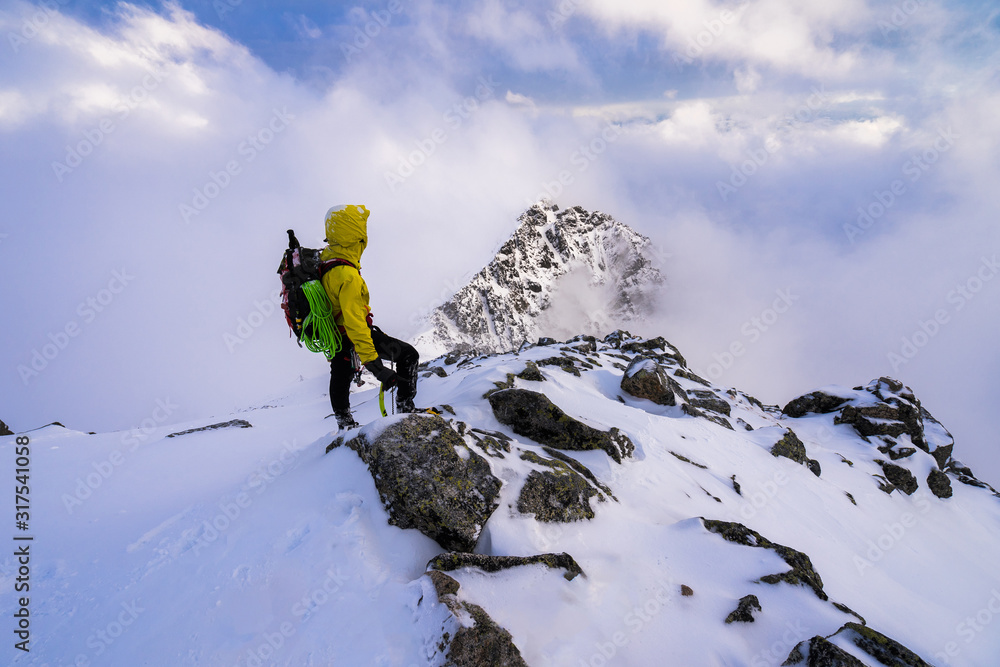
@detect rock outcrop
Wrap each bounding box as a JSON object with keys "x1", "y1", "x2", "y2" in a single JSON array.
[
  {"x1": 488, "y1": 388, "x2": 634, "y2": 463},
  {"x1": 620, "y1": 356, "x2": 687, "y2": 406},
  {"x1": 784, "y1": 622, "x2": 933, "y2": 667},
  {"x1": 329, "y1": 414, "x2": 502, "y2": 552},
  {"x1": 425, "y1": 571, "x2": 529, "y2": 667}
]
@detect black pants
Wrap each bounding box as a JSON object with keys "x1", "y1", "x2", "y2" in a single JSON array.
[{"x1": 329, "y1": 326, "x2": 419, "y2": 414}]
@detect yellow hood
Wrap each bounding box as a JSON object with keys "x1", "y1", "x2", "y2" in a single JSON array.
[{"x1": 320, "y1": 204, "x2": 369, "y2": 266}]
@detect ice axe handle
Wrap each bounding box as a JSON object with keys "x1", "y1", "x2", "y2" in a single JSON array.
[{"x1": 287, "y1": 229, "x2": 300, "y2": 250}]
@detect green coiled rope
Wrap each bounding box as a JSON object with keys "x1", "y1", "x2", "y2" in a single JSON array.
[{"x1": 300, "y1": 280, "x2": 342, "y2": 360}]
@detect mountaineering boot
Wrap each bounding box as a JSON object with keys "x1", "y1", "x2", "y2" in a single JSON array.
[
  {"x1": 335, "y1": 409, "x2": 361, "y2": 430},
  {"x1": 395, "y1": 397, "x2": 417, "y2": 414}
]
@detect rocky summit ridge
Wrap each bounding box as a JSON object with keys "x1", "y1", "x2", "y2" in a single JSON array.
[
  {"x1": 412, "y1": 201, "x2": 664, "y2": 357},
  {"x1": 321, "y1": 330, "x2": 999, "y2": 666}
]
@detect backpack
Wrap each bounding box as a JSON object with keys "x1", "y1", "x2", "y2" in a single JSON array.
[{"x1": 277, "y1": 229, "x2": 355, "y2": 360}]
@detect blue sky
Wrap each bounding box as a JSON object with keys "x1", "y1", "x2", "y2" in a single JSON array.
[{"x1": 1, "y1": 0, "x2": 999, "y2": 481}]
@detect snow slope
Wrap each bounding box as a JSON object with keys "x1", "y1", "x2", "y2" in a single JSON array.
[{"x1": 3, "y1": 334, "x2": 1000, "y2": 666}]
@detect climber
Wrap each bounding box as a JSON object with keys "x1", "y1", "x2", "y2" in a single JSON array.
[{"x1": 320, "y1": 204, "x2": 420, "y2": 429}]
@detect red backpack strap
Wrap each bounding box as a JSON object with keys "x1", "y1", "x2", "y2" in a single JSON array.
[{"x1": 319, "y1": 258, "x2": 358, "y2": 277}]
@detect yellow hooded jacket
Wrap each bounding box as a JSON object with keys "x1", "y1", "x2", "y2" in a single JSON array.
[{"x1": 320, "y1": 204, "x2": 378, "y2": 364}]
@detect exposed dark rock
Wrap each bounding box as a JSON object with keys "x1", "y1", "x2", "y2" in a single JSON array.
[
  {"x1": 166, "y1": 419, "x2": 252, "y2": 438},
  {"x1": 336, "y1": 414, "x2": 502, "y2": 552},
  {"x1": 428, "y1": 551, "x2": 584, "y2": 581},
  {"x1": 782, "y1": 391, "x2": 851, "y2": 418},
  {"x1": 670, "y1": 451, "x2": 708, "y2": 469},
  {"x1": 425, "y1": 366, "x2": 448, "y2": 378},
  {"x1": 771, "y1": 429, "x2": 808, "y2": 464},
  {"x1": 687, "y1": 389, "x2": 732, "y2": 416},
  {"x1": 829, "y1": 623, "x2": 933, "y2": 667},
  {"x1": 833, "y1": 378, "x2": 954, "y2": 468},
  {"x1": 517, "y1": 468, "x2": 598, "y2": 523},
  {"x1": 877, "y1": 461, "x2": 918, "y2": 495},
  {"x1": 620, "y1": 356, "x2": 688, "y2": 406},
  {"x1": 488, "y1": 388, "x2": 634, "y2": 463},
  {"x1": 673, "y1": 368, "x2": 711, "y2": 386},
  {"x1": 680, "y1": 585, "x2": 694, "y2": 597},
  {"x1": 0, "y1": 419, "x2": 12, "y2": 436},
  {"x1": 878, "y1": 441, "x2": 917, "y2": 460},
  {"x1": 681, "y1": 403, "x2": 734, "y2": 430},
  {"x1": 536, "y1": 337, "x2": 558, "y2": 346},
  {"x1": 516, "y1": 360, "x2": 545, "y2": 381},
  {"x1": 541, "y1": 447, "x2": 616, "y2": 499},
  {"x1": 427, "y1": 572, "x2": 529, "y2": 667},
  {"x1": 536, "y1": 356, "x2": 581, "y2": 376},
  {"x1": 731, "y1": 475, "x2": 742, "y2": 495},
  {"x1": 783, "y1": 636, "x2": 867, "y2": 666},
  {"x1": 725, "y1": 594, "x2": 762, "y2": 623},
  {"x1": 927, "y1": 468, "x2": 953, "y2": 499},
  {"x1": 806, "y1": 459, "x2": 822, "y2": 477},
  {"x1": 703, "y1": 519, "x2": 827, "y2": 601}
]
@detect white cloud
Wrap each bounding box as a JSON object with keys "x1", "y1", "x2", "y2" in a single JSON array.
[{"x1": 0, "y1": 0, "x2": 998, "y2": 487}]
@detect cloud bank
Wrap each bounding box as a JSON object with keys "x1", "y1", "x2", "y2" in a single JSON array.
[{"x1": 1, "y1": 0, "x2": 997, "y2": 481}]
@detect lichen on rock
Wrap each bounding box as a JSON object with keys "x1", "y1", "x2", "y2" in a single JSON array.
[
  {"x1": 338, "y1": 414, "x2": 502, "y2": 552},
  {"x1": 488, "y1": 388, "x2": 634, "y2": 462},
  {"x1": 620, "y1": 356, "x2": 688, "y2": 406}
]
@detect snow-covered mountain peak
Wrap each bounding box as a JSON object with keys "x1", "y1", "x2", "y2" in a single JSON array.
[{"x1": 412, "y1": 202, "x2": 664, "y2": 357}]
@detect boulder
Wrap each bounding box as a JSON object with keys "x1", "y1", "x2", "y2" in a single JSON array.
[
  {"x1": 620, "y1": 357, "x2": 688, "y2": 406},
  {"x1": 783, "y1": 636, "x2": 867, "y2": 666},
  {"x1": 786, "y1": 623, "x2": 932, "y2": 667},
  {"x1": 428, "y1": 551, "x2": 584, "y2": 581},
  {"x1": 877, "y1": 461, "x2": 918, "y2": 495},
  {"x1": 927, "y1": 468, "x2": 953, "y2": 499},
  {"x1": 724, "y1": 594, "x2": 762, "y2": 623},
  {"x1": 770, "y1": 429, "x2": 822, "y2": 477},
  {"x1": 518, "y1": 466, "x2": 599, "y2": 523},
  {"x1": 332, "y1": 414, "x2": 502, "y2": 552},
  {"x1": 0, "y1": 419, "x2": 12, "y2": 436},
  {"x1": 782, "y1": 391, "x2": 851, "y2": 418},
  {"x1": 687, "y1": 389, "x2": 731, "y2": 416},
  {"x1": 426, "y1": 571, "x2": 529, "y2": 667},
  {"x1": 488, "y1": 389, "x2": 634, "y2": 463}
]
